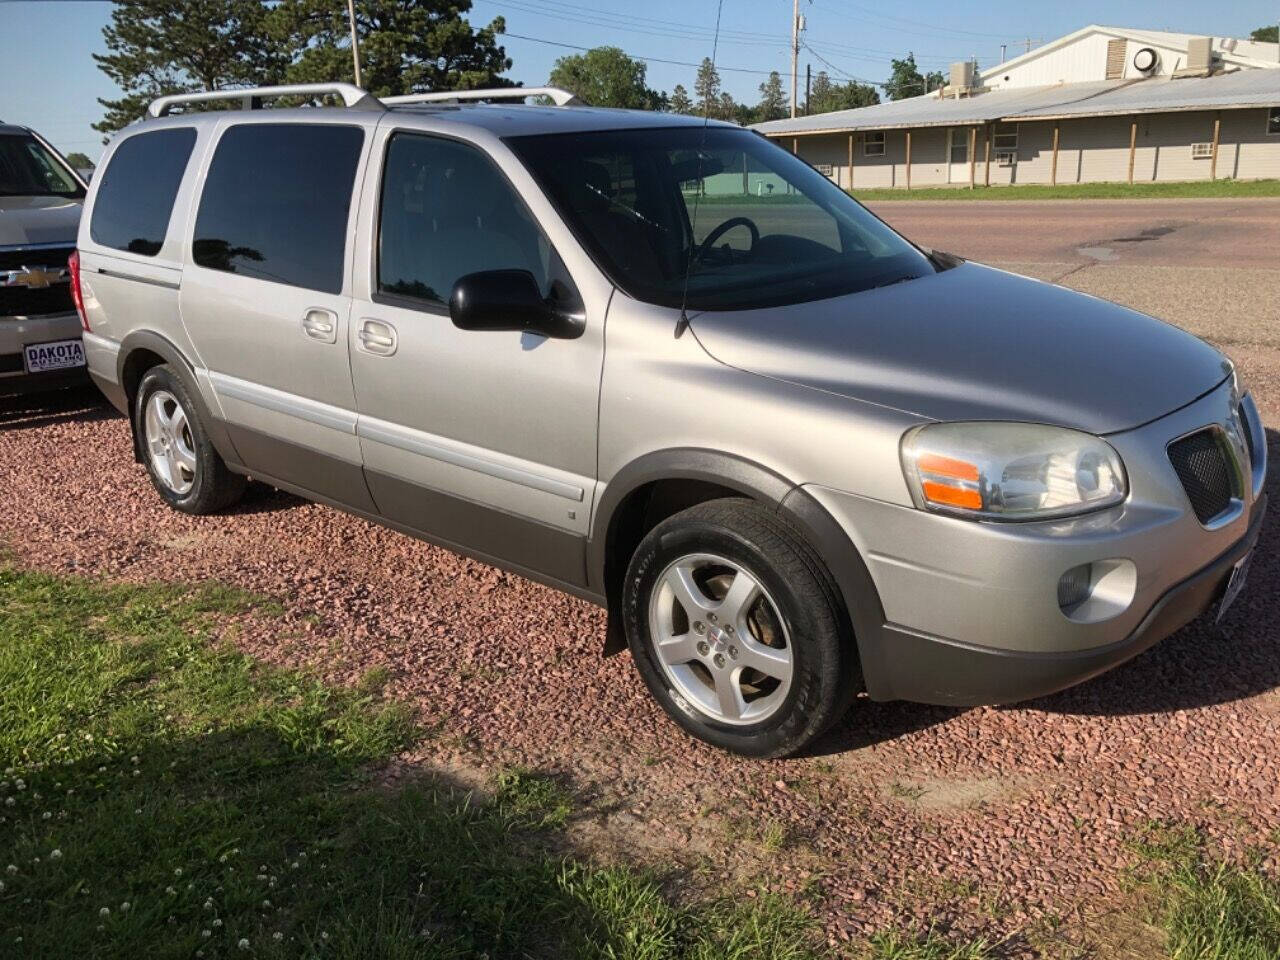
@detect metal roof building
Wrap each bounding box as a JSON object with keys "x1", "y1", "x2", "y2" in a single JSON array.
[{"x1": 752, "y1": 26, "x2": 1280, "y2": 190}]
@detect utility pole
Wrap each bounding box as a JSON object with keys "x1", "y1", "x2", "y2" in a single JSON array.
[
  {"x1": 347, "y1": 0, "x2": 363, "y2": 88},
  {"x1": 805, "y1": 63, "x2": 811, "y2": 115},
  {"x1": 1000, "y1": 43, "x2": 1007, "y2": 63},
  {"x1": 790, "y1": 0, "x2": 800, "y2": 118}
]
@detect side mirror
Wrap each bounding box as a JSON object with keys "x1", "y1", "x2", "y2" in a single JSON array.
[{"x1": 449, "y1": 269, "x2": 584, "y2": 339}]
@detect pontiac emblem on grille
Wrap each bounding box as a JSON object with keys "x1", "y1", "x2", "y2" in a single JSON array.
[{"x1": 2, "y1": 265, "x2": 68, "y2": 289}]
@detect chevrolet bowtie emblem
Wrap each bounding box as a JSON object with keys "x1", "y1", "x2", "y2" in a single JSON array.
[{"x1": 2, "y1": 265, "x2": 69, "y2": 290}]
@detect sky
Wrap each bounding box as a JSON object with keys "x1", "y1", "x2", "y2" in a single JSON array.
[{"x1": 1, "y1": 0, "x2": 1277, "y2": 162}]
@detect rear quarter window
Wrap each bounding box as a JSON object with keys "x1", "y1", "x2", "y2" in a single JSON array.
[
  {"x1": 192, "y1": 124, "x2": 364, "y2": 294},
  {"x1": 90, "y1": 127, "x2": 196, "y2": 256}
]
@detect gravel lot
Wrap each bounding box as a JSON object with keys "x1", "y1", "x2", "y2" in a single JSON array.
[{"x1": 2, "y1": 205, "x2": 1277, "y2": 951}]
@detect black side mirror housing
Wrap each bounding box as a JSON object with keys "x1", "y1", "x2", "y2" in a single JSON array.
[{"x1": 449, "y1": 269, "x2": 584, "y2": 339}]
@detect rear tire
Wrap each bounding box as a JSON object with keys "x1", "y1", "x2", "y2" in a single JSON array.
[
  {"x1": 135, "y1": 364, "x2": 245, "y2": 515},
  {"x1": 622, "y1": 498, "x2": 858, "y2": 758}
]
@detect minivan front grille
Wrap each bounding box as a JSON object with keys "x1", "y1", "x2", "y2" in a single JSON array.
[{"x1": 1168, "y1": 429, "x2": 1235, "y2": 524}]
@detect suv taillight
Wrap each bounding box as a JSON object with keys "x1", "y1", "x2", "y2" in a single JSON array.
[{"x1": 68, "y1": 249, "x2": 89, "y2": 332}]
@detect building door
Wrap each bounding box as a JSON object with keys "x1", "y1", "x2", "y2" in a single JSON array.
[{"x1": 947, "y1": 127, "x2": 972, "y2": 183}]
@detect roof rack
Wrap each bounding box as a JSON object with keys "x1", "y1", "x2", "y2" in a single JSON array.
[
  {"x1": 382, "y1": 87, "x2": 582, "y2": 107},
  {"x1": 146, "y1": 83, "x2": 382, "y2": 119}
]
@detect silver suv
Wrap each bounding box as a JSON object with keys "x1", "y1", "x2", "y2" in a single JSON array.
[
  {"x1": 78, "y1": 84, "x2": 1267, "y2": 757},
  {"x1": 1, "y1": 123, "x2": 88, "y2": 395}
]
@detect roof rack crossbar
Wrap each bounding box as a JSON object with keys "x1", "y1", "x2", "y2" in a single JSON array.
[
  {"x1": 146, "y1": 83, "x2": 383, "y2": 119},
  {"x1": 383, "y1": 86, "x2": 583, "y2": 107}
]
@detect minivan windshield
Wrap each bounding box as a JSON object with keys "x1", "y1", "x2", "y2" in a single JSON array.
[
  {"x1": 508, "y1": 126, "x2": 934, "y2": 311},
  {"x1": 0, "y1": 134, "x2": 84, "y2": 198}
]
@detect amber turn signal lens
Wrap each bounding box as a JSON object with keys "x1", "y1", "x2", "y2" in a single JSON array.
[
  {"x1": 916, "y1": 453, "x2": 979, "y2": 483},
  {"x1": 921, "y1": 480, "x2": 983, "y2": 510}
]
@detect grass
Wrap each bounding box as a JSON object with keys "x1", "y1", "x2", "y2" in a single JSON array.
[
  {"x1": 0, "y1": 565, "x2": 825, "y2": 959},
  {"x1": 849, "y1": 178, "x2": 1280, "y2": 202},
  {"x1": 1131, "y1": 823, "x2": 1280, "y2": 960},
  {"x1": 861, "y1": 930, "x2": 997, "y2": 959}
]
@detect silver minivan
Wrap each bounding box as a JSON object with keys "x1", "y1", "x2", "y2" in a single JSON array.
[{"x1": 77, "y1": 84, "x2": 1267, "y2": 757}]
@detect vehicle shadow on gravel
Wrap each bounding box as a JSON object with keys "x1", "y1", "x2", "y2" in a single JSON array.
[{"x1": 0, "y1": 385, "x2": 112, "y2": 431}]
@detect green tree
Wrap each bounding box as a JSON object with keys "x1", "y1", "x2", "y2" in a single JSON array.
[
  {"x1": 756, "y1": 70, "x2": 787, "y2": 121},
  {"x1": 64, "y1": 152, "x2": 93, "y2": 169},
  {"x1": 1251, "y1": 25, "x2": 1278, "y2": 42},
  {"x1": 885, "y1": 52, "x2": 943, "y2": 101},
  {"x1": 274, "y1": 0, "x2": 511, "y2": 97},
  {"x1": 92, "y1": 0, "x2": 288, "y2": 135},
  {"x1": 693, "y1": 57, "x2": 721, "y2": 115},
  {"x1": 808, "y1": 71, "x2": 879, "y2": 114},
  {"x1": 669, "y1": 84, "x2": 693, "y2": 114},
  {"x1": 548, "y1": 46, "x2": 663, "y2": 109}
]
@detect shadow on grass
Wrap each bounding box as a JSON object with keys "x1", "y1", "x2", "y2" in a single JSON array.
[{"x1": 0, "y1": 567, "x2": 818, "y2": 960}]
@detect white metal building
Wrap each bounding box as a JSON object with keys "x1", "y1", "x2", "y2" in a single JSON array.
[{"x1": 753, "y1": 26, "x2": 1280, "y2": 189}]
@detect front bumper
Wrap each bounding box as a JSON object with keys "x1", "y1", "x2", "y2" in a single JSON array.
[
  {"x1": 0, "y1": 311, "x2": 87, "y2": 395},
  {"x1": 861, "y1": 495, "x2": 1264, "y2": 705},
  {"x1": 801, "y1": 379, "x2": 1268, "y2": 704}
]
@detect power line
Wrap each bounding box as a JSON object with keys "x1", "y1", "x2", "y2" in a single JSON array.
[
  {"x1": 503, "y1": 31, "x2": 782, "y2": 77},
  {"x1": 813, "y1": 0, "x2": 1032, "y2": 42}
]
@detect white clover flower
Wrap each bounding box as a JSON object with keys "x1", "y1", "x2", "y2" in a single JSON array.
[
  {"x1": 0, "y1": 781, "x2": 7, "y2": 791},
  {"x1": 174, "y1": 868, "x2": 182, "y2": 877},
  {"x1": 131, "y1": 756, "x2": 139, "y2": 765},
  {"x1": 273, "y1": 932, "x2": 283, "y2": 941},
  {"x1": 204, "y1": 899, "x2": 213, "y2": 910},
  {"x1": 213, "y1": 919, "x2": 222, "y2": 928},
  {"x1": 4, "y1": 798, "x2": 13, "y2": 807},
  {"x1": 97, "y1": 767, "x2": 106, "y2": 774},
  {"x1": 291, "y1": 862, "x2": 299, "y2": 870},
  {"x1": 321, "y1": 932, "x2": 329, "y2": 941},
  {"x1": 133, "y1": 770, "x2": 140, "y2": 777},
  {"x1": 202, "y1": 930, "x2": 211, "y2": 938},
  {"x1": 0, "y1": 881, "x2": 5, "y2": 892},
  {"x1": 42, "y1": 812, "x2": 51, "y2": 820},
  {"x1": 49, "y1": 849, "x2": 61, "y2": 860},
  {"x1": 166, "y1": 886, "x2": 176, "y2": 895},
  {"x1": 120, "y1": 902, "x2": 130, "y2": 912},
  {"x1": 5, "y1": 865, "x2": 16, "y2": 875},
  {"x1": 99, "y1": 907, "x2": 110, "y2": 917},
  {"x1": 261, "y1": 900, "x2": 270, "y2": 909},
  {"x1": 238, "y1": 938, "x2": 249, "y2": 950},
  {"x1": 16, "y1": 780, "x2": 25, "y2": 790}
]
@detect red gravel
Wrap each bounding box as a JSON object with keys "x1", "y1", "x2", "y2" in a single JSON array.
[{"x1": 2, "y1": 386, "x2": 1278, "y2": 950}]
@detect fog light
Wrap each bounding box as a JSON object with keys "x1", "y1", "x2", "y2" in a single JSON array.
[
  {"x1": 1057, "y1": 564, "x2": 1092, "y2": 611},
  {"x1": 1057, "y1": 559, "x2": 1138, "y2": 624}
]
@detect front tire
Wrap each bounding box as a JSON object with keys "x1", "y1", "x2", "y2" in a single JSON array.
[
  {"x1": 622, "y1": 498, "x2": 858, "y2": 758},
  {"x1": 135, "y1": 364, "x2": 245, "y2": 515}
]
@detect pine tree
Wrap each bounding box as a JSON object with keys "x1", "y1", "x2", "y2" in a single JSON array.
[
  {"x1": 93, "y1": 0, "x2": 288, "y2": 135},
  {"x1": 670, "y1": 84, "x2": 693, "y2": 114},
  {"x1": 693, "y1": 57, "x2": 721, "y2": 115},
  {"x1": 756, "y1": 71, "x2": 787, "y2": 121},
  {"x1": 273, "y1": 0, "x2": 512, "y2": 97}
]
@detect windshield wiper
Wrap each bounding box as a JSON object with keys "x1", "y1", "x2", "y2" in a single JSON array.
[{"x1": 873, "y1": 274, "x2": 917, "y2": 289}]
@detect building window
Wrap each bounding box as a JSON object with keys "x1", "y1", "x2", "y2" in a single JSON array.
[
  {"x1": 863, "y1": 131, "x2": 885, "y2": 157},
  {"x1": 1268, "y1": 107, "x2": 1280, "y2": 136},
  {"x1": 993, "y1": 123, "x2": 1018, "y2": 151},
  {"x1": 948, "y1": 128, "x2": 970, "y2": 164},
  {"x1": 1191, "y1": 142, "x2": 1214, "y2": 159}
]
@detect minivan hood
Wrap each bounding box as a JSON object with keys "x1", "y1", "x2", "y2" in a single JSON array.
[
  {"x1": 0, "y1": 195, "x2": 83, "y2": 248},
  {"x1": 688, "y1": 261, "x2": 1231, "y2": 435}
]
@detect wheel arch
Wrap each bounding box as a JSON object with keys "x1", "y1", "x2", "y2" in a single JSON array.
[
  {"x1": 116, "y1": 331, "x2": 240, "y2": 470},
  {"x1": 588, "y1": 448, "x2": 880, "y2": 677}
]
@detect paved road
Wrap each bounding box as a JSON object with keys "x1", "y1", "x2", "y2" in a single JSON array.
[{"x1": 866, "y1": 197, "x2": 1280, "y2": 269}]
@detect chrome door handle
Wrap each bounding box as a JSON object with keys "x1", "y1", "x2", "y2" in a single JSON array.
[
  {"x1": 358, "y1": 318, "x2": 397, "y2": 356},
  {"x1": 302, "y1": 308, "x2": 338, "y2": 343}
]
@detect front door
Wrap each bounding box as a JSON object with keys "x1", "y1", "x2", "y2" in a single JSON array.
[
  {"x1": 347, "y1": 128, "x2": 606, "y2": 587},
  {"x1": 180, "y1": 119, "x2": 376, "y2": 509},
  {"x1": 947, "y1": 127, "x2": 973, "y2": 184}
]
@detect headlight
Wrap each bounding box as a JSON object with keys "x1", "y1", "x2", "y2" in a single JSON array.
[{"x1": 901, "y1": 422, "x2": 1127, "y2": 521}]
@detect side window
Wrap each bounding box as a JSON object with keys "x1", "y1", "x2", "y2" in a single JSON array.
[
  {"x1": 377, "y1": 133, "x2": 557, "y2": 308},
  {"x1": 193, "y1": 124, "x2": 364, "y2": 294},
  {"x1": 1268, "y1": 107, "x2": 1280, "y2": 137},
  {"x1": 90, "y1": 128, "x2": 196, "y2": 256}
]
